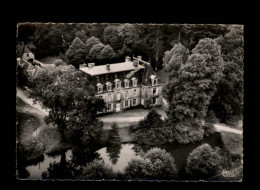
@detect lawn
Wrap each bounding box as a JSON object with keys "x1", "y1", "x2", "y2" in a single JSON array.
[{"x1": 220, "y1": 131, "x2": 243, "y2": 157}]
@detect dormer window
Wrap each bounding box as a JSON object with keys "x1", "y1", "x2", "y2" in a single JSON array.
[
  {"x1": 114, "y1": 79, "x2": 121, "y2": 88},
  {"x1": 131, "y1": 77, "x2": 137, "y2": 87},
  {"x1": 96, "y1": 83, "x2": 103, "y2": 93},
  {"x1": 124, "y1": 79, "x2": 130, "y2": 88},
  {"x1": 150, "y1": 75, "x2": 158, "y2": 86},
  {"x1": 106, "y1": 82, "x2": 112, "y2": 91}
]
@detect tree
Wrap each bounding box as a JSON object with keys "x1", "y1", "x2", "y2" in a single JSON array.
[
  {"x1": 28, "y1": 66, "x2": 105, "y2": 144},
  {"x1": 132, "y1": 110, "x2": 174, "y2": 145},
  {"x1": 75, "y1": 30, "x2": 89, "y2": 43},
  {"x1": 185, "y1": 143, "x2": 224, "y2": 179},
  {"x1": 103, "y1": 25, "x2": 123, "y2": 53},
  {"x1": 79, "y1": 159, "x2": 116, "y2": 180},
  {"x1": 65, "y1": 37, "x2": 87, "y2": 69},
  {"x1": 165, "y1": 38, "x2": 224, "y2": 144},
  {"x1": 209, "y1": 25, "x2": 244, "y2": 123},
  {"x1": 99, "y1": 45, "x2": 118, "y2": 63},
  {"x1": 87, "y1": 43, "x2": 106, "y2": 63},
  {"x1": 34, "y1": 24, "x2": 64, "y2": 58},
  {"x1": 163, "y1": 43, "x2": 190, "y2": 103},
  {"x1": 85, "y1": 36, "x2": 101, "y2": 59},
  {"x1": 124, "y1": 148, "x2": 178, "y2": 180}
]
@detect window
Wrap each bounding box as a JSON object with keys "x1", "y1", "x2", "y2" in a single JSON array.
[
  {"x1": 106, "y1": 82, "x2": 112, "y2": 91},
  {"x1": 125, "y1": 100, "x2": 129, "y2": 107},
  {"x1": 125, "y1": 91, "x2": 128, "y2": 98},
  {"x1": 133, "y1": 81, "x2": 137, "y2": 87},
  {"x1": 116, "y1": 93, "x2": 121, "y2": 101},
  {"x1": 131, "y1": 77, "x2": 137, "y2": 87},
  {"x1": 153, "y1": 79, "x2": 158, "y2": 85},
  {"x1": 114, "y1": 79, "x2": 121, "y2": 88},
  {"x1": 107, "y1": 104, "x2": 112, "y2": 111},
  {"x1": 124, "y1": 79, "x2": 130, "y2": 88},
  {"x1": 133, "y1": 89, "x2": 137, "y2": 96},
  {"x1": 133, "y1": 99, "x2": 136, "y2": 105},
  {"x1": 153, "y1": 88, "x2": 157, "y2": 95},
  {"x1": 97, "y1": 83, "x2": 103, "y2": 93},
  {"x1": 108, "y1": 94, "x2": 112, "y2": 101},
  {"x1": 125, "y1": 81, "x2": 129, "y2": 88},
  {"x1": 107, "y1": 84, "x2": 112, "y2": 91},
  {"x1": 150, "y1": 75, "x2": 157, "y2": 86},
  {"x1": 153, "y1": 97, "x2": 157, "y2": 104},
  {"x1": 98, "y1": 86, "x2": 103, "y2": 93}
]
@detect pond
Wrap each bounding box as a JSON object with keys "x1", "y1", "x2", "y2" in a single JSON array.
[
  {"x1": 25, "y1": 150, "x2": 72, "y2": 180},
  {"x1": 97, "y1": 132, "x2": 223, "y2": 178},
  {"x1": 22, "y1": 133, "x2": 223, "y2": 180}
]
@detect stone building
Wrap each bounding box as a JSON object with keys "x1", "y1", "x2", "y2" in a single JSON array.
[{"x1": 79, "y1": 56, "x2": 163, "y2": 113}]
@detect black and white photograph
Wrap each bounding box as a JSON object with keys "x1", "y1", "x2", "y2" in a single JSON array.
[{"x1": 16, "y1": 23, "x2": 243, "y2": 181}]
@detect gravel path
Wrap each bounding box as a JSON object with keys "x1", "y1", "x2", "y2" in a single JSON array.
[
  {"x1": 16, "y1": 87, "x2": 51, "y2": 137},
  {"x1": 214, "y1": 123, "x2": 243, "y2": 135}
]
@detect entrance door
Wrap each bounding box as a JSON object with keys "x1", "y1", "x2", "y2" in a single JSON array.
[{"x1": 116, "y1": 103, "x2": 121, "y2": 112}]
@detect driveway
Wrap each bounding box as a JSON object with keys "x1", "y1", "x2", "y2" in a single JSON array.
[
  {"x1": 98, "y1": 104, "x2": 167, "y2": 129},
  {"x1": 214, "y1": 123, "x2": 243, "y2": 135},
  {"x1": 16, "y1": 87, "x2": 51, "y2": 137}
]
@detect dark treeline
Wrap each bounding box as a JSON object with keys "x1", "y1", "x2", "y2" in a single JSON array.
[{"x1": 17, "y1": 23, "x2": 229, "y2": 69}]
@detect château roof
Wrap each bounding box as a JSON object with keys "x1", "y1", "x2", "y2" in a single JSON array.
[{"x1": 79, "y1": 61, "x2": 145, "y2": 76}]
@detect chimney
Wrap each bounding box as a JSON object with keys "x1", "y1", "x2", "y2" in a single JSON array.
[
  {"x1": 133, "y1": 60, "x2": 138, "y2": 67},
  {"x1": 137, "y1": 56, "x2": 142, "y2": 61},
  {"x1": 125, "y1": 56, "x2": 131, "y2": 62},
  {"x1": 88, "y1": 63, "x2": 95, "y2": 69},
  {"x1": 106, "y1": 64, "x2": 110, "y2": 71}
]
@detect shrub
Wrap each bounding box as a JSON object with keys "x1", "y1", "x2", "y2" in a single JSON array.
[
  {"x1": 185, "y1": 143, "x2": 224, "y2": 179},
  {"x1": 124, "y1": 148, "x2": 178, "y2": 180},
  {"x1": 124, "y1": 157, "x2": 147, "y2": 179},
  {"x1": 80, "y1": 159, "x2": 116, "y2": 180},
  {"x1": 132, "y1": 110, "x2": 174, "y2": 145},
  {"x1": 53, "y1": 59, "x2": 67, "y2": 67}
]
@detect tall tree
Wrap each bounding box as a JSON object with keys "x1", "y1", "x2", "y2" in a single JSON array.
[
  {"x1": 34, "y1": 24, "x2": 64, "y2": 58},
  {"x1": 28, "y1": 66, "x2": 105, "y2": 143},
  {"x1": 87, "y1": 43, "x2": 106, "y2": 64},
  {"x1": 165, "y1": 38, "x2": 224, "y2": 144},
  {"x1": 99, "y1": 45, "x2": 118, "y2": 63},
  {"x1": 209, "y1": 26, "x2": 244, "y2": 123},
  {"x1": 65, "y1": 37, "x2": 87, "y2": 69},
  {"x1": 163, "y1": 43, "x2": 190, "y2": 104},
  {"x1": 103, "y1": 25, "x2": 123, "y2": 53},
  {"x1": 75, "y1": 30, "x2": 89, "y2": 43},
  {"x1": 85, "y1": 36, "x2": 101, "y2": 58}
]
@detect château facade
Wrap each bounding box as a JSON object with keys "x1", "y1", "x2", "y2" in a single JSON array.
[{"x1": 79, "y1": 56, "x2": 163, "y2": 113}]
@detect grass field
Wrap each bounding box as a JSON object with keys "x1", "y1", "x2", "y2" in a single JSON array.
[{"x1": 220, "y1": 131, "x2": 243, "y2": 157}]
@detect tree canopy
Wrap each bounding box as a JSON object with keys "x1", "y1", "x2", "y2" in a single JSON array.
[
  {"x1": 28, "y1": 65, "x2": 105, "y2": 144},
  {"x1": 164, "y1": 38, "x2": 224, "y2": 144},
  {"x1": 185, "y1": 143, "x2": 224, "y2": 179},
  {"x1": 208, "y1": 26, "x2": 244, "y2": 123},
  {"x1": 65, "y1": 37, "x2": 87, "y2": 69}
]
